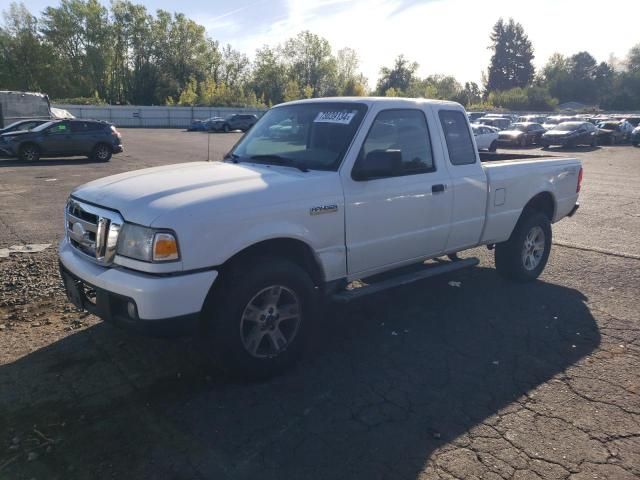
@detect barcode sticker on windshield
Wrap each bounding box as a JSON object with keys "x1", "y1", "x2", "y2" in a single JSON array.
[{"x1": 314, "y1": 111, "x2": 357, "y2": 124}]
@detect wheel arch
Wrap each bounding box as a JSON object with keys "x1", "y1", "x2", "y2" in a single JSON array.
[{"x1": 221, "y1": 237, "x2": 326, "y2": 286}]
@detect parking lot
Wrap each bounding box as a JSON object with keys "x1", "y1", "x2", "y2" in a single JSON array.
[{"x1": 1, "y1": 129, "x2": 639, "y2": 479}]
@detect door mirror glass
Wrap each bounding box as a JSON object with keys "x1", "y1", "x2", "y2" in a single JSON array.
[{"x1": 352, "y1": 150, "x2": 401, "y2": 180}]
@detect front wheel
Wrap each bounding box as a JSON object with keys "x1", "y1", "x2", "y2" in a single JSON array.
[
  {"x1": 489, "y1": 140, "x2": 497, "y2": 152},
  {"x1": 495, "y1": 211, "x2": 552, "y2": 282},
  {"x1": 91, "y1": 144, "x2": 112, "y2": 162},
  {"x1": 201, "y1": 257, "x2": 316, "y2": 378},
  {"x1": 19, "y1": 144, "x2": 40, "y2": 162}
]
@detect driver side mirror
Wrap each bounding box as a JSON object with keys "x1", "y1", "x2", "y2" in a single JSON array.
[{"x1": 352, "y1": 150, "x2": 402, "y2": 181}]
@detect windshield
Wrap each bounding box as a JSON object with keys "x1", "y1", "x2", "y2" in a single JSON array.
[
  {"x1": 32, "y1": 121, "x2": 56, "y2": 132},
  {"x1": 511, "y1": 124, "x2": 527, "y2": 132},
  {"x1": 231, "y1": 102, "x2": 367, "y2": 171}
]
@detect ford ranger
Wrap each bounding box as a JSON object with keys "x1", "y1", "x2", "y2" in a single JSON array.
[{"x1": 59, "y1": 98, "x2": 582, "y2": 377}]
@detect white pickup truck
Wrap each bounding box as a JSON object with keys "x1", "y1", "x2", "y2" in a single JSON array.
[{"x1": 59, "y1": 97, "x2": 582, "y2": 377}]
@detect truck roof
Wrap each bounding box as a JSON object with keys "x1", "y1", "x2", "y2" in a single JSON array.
[{"x1": 276, "y1": 96, "x2": 464, "y2": 109}]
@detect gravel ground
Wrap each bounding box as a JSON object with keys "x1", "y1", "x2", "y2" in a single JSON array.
[{"x1": 0, "y1": 132, "x2": 639, "y2": 479}]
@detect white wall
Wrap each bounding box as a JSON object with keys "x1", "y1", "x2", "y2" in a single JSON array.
[{"x1": 51, "y1": 105, "x2": 266, "y2": 128}]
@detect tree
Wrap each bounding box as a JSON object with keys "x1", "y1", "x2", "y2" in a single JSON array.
[
  {"x1": 486, "y1": 18, "x2": 535, "y2": 91},
  {"x1": 282, "y1": 31, "x2": 336, "y2": 97},
  {"x1": 627, "y1": 43, "x2": 640, "y2": 73},
  {"x1": 0, "y1": 3, "x2": 56, "y2": 93},
  {"x1": 250, "y1": 45, "x2": 287, "y2": 105},
  {"x1": 283, "y1": 80, "x2": 301, "y2": 102},
  {"x1": 376, "y1": 55, "x2": 418, "y2": 94}
]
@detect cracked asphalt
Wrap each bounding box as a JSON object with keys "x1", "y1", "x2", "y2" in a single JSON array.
[{"x1": 1, "y1": 130, "x2": 639, "y2": 479}]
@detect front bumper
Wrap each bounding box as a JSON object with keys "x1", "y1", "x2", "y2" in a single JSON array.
[
  {"x1": 59, "y1": 239, "x2": 218, "y2": 337},
  {"x1": 113, "y1": 144, "x2": 124, "y2": 154}
]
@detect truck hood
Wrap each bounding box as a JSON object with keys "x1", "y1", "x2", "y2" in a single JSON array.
[{"x1": 72, "y1": 161, "x2": 336, "y2": 226}]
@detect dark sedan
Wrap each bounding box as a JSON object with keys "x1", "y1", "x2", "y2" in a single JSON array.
[
  {"x1": 208, "y1": 114, "x2": 258, "y2": 132},
  {"x1": 0, "y1": 119, "x2": 123, "y2": 162},
  {"x1": 0, "y1": 119, "x2": 49, "y2": 134},
  {"x1": 497, "y1": 122, "x2": 546, "y2": 147},
  {"x1": 596, "y1": 121, "x2": 629, "y2": 145},
  {"x1": 540, "y1": 121, "x2": 599, "y2": 148}
]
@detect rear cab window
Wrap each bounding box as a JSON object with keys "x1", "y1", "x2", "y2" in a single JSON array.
[{"x1": 438, "y1": 110, "x2": 477, "y2": 165}]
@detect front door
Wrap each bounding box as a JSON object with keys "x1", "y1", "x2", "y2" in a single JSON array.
[
  {"x1": 40, "y1": 121, "x2": 72, "y2": 155},
  {"x1": 343, "y1": 108, "x2": 453, "y2": 277}
]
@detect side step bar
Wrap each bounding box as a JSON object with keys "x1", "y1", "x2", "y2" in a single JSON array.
[{"x1": 331, "y1": 257, "x2": 479, "y2": 303}]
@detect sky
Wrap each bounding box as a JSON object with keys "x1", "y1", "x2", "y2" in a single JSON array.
[{"x1": 8, "y1": 0, "x2": 640, "y2": 88}]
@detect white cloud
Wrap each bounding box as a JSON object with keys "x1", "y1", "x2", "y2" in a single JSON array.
[{"x1": 201, "y1": 0, "x2": 640, "y2": 88}]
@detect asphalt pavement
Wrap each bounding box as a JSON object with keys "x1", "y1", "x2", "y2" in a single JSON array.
[{"x1": 0, "y1": 130, "x2": 639, "y2": 479}]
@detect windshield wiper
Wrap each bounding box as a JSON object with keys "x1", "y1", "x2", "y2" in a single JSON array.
[{"x1": 249, "y1": 154, "x2": 309, "y2": 172}]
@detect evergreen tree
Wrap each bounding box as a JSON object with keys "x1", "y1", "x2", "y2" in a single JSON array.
[{"x1": 486, "y1": 18, "x2": 535, "y2": 91}]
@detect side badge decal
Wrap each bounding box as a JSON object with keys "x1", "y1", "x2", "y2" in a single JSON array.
[{"x1": 310, "y1": 205, "x2": 338, "y2": 216}]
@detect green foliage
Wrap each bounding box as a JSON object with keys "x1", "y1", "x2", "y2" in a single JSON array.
[
  {"x1": 376, "y1": 55, "x2": 418, "y2": 95},
  {"x1": 488, "y1": 86, "x2": 557, "y2": 111},
  {"x1": 53, "y1": 94, "x2": 106, "y2": 105},
  {"x1": 2, "y1": 4, "x2": 640, "y2": 111},
  {"x1": 487, "y1": 18, "x2": 535, "y2": 91}
]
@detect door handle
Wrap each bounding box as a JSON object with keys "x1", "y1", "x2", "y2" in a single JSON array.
[{"x1": 432, "y1": 184, "x2": 446, "y2": 193}]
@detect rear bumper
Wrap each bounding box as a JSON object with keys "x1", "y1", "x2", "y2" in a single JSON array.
[
  {"x1": 59, "y1": 239, "x2": 218, "y2": 337},
  {"x1": 568, "y1": 203, "x2": 580, "y2": 217}
]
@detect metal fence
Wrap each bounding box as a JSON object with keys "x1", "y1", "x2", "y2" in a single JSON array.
[{"x1": 51, "y1": 105, "x2": 267, "y2": 128}]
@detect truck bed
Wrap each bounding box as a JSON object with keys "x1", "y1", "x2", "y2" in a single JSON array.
[{"x1": 479, "y1": 151, "x2": 562, "y2": 163}]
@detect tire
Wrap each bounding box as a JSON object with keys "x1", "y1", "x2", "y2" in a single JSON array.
[
  {"x1": 494, "y1": 211, "x2": 552, "y2": 283},
  {"x1": 91, "y1": 143, "x2": 112, "y2": 162},
  {"x1": 519, "y1": 136, "x2": 527, "y2": 147},
  {"x1": 489, "y1": 141, "x2": 497, "y2": 152},
  {"x1": 591, "y1": 137, "x2": 598, "y2": 147},
  {"x1": 18, "y1": 143, "x2": 40, "y2": 162},
  {"x1": 200, "y1": 257, "x2": 317, "y2": 379},
  {"x1": 223, "y1": 124, "x2": 230, "y2": 133}
]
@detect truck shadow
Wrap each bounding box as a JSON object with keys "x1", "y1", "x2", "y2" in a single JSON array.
[{"x1": 0, "y1": 265, "x2": 599, "y2": 479}]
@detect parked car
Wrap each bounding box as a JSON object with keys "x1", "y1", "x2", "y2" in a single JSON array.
[
  {"x1": 516, "y1": 115, "x2": 546, "y2": 124},
  {"x1": 596, "y1": 120, "x2": 631, "y2": 145},
  {"x1": 59, "y1": 97, "x2": 582, "y2": 377},
  {"x1": 631, "y1": 126, "x2": 640, "y2": 147},
  {"x1": 540, "y1": 121, "x2": 598, "y2": 148},
  {"x1": 624, "y1": 117, "x2": 640, "y2": 128},
  {"x1": 497, "y1": 122, "x2": 546, "y2": 147},
  {"x1": 472, "y1": 124, "x2": 499, "y2": 151},
  {"x1": 208, "y1": 114, "x2": 258, "y2": 132},
  {"x1": 0, "y1": 119, "x2": 123, "y2": 162},
  {"x1": 188, "y1": 117, "x2": 224, "y2": 131},
  {"x1": 468, "y1": 111, "x2": 486, "y2": 122},
  {"x1": 596, "y1": 121, "x2": 630, "y2": 145},
  {"x1": 476, "y1": 117, "x2": 511, "y2": 130},
  {"x1": 0, "y1": 119, "x2": 49, "y2": 134}
]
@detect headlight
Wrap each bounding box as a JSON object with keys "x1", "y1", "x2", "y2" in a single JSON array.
[{"x1": 117, "y1": 223, "x2": 179, "y2": 262}]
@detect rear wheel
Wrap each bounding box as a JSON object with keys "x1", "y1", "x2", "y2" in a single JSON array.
[
  {"x1": 19, "y1": 144, "x2": 40, "y2": 162},
  {"x1": 591, "y1": 137, "x2": 598, "y2": 147},
  {"x1": 200, "y1": 257, "x2": 316, "y2": 379},
  {"x1": 489, "y1": 141, "x2": 497, "y2": 152},
  {"x1": 91, "y1": 143, "x2": 112, "y2": 162},
  {"x1": 519, "y1": 136, "x2": 527, "y2": 147},
  {"x1": 495, "y1": 211, "x2": 552, "y2": 282}
]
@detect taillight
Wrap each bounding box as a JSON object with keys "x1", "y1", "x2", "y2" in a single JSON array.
[{"x1": 576, "y1": 167, "x2": 583, "y2": 193}]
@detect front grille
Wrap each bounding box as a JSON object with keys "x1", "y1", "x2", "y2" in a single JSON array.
[{"x1": 66, "y1": 198, "x2": 123, "y2": 265}]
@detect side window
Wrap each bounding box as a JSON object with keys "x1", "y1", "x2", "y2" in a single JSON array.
[
  {"x1": 47, "y1": 122, "x2": 70, "y2": 135},
  {"x1": 69, "y1": 121, "x2": 88, "y2": 133},
  {"x1": 357, "y1": 109, "x2": 435, "y2": 177},
  {"x1": 85, "y1": 122, "x2": 102, "y2": 131},
  {"x1": 438, "y1": 110, "x2": 476, "y2": 165}
]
